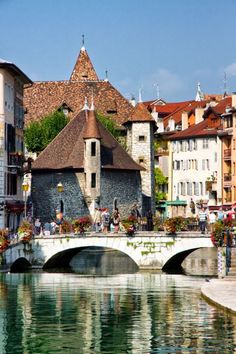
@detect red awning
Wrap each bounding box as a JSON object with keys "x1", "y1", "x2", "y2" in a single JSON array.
[{"x1": 5, "y1": 201, "x2": 25, "y2": 213}]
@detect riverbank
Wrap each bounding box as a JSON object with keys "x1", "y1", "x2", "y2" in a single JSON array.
[{"x1": 201, "y1": 278, "x2": 236, "y2": 315}]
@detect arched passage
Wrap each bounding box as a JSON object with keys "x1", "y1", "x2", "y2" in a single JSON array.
[
  {"x1": 43, "y1": 246, "x2": 139, "y2": 274},
  {"x1": 11, "y1": 257, "x2": 32, "y2": 273},
  {"x1": 162, "y1": 248, "x2": 199, "y2": 274}
]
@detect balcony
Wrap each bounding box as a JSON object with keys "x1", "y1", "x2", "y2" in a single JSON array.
[
  {"x1": 205, "y1": 180, "x2": 217, "y2": 192},
  {"x1": 224, "y1": 148, "x2": 231, "y2": 160}
]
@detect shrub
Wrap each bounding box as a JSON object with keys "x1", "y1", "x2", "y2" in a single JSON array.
[{"x1": 164, "y1": 217, "x2": 186, "y2": 234}]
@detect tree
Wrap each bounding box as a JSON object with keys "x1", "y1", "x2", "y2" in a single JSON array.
[
  {"x1": 24, "y1": 110, "x2": 69, "y2": 153},
  {"x1": 154, "y1": 167, "x2": 168, "y2": 202},
  {"x1": 96, "y1": 112, "x2": 119, "y2": 139}
]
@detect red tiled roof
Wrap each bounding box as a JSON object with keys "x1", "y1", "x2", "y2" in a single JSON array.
[
  {"x1": 24, "y1": 48, "x2": 134, "y2": 126},
  {"x1": 163, "y1": 100, "x2": 209, "y2": 127},
  {"x1": 32, "y1": 109, "x2": 143, "y2": 171},
  {"x1": 169, "y1": 119, "x2": 217, "y2": 140},
  {"x1": 123, "y1": 102, "x2": 154, "y2": 123},
  {"x1": 144, "y1": 100, "x2": 195, "y2": 115}
]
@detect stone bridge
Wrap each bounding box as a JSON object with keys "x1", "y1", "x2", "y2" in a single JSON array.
[{"x1": 2, "y1": 231, "x2": 213, "y2": 272}]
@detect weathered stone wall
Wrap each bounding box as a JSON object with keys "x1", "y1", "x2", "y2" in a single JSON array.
[
  {"x1": 31, "y1": 171, "x2": 89, "y2": 222},
  {"x1": 32, "y1": 169, "x2": 142, "y2": 222},
  {"x1": 100, "y1": 170, "x2": 142, "y2": 218}
]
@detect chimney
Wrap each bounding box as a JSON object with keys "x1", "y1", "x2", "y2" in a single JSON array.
[
  {"x1": 232, "y1": 92, "x2": 236, "y2": 108},
  {"x1": 195, "y1": 107, "x2": 204, "y2": 124},
  {"x1": 181, "y1": 111, "x2": 188, "y2": 130}
]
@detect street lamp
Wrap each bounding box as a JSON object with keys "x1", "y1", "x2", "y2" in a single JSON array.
[
  {"x1": 22, "y1": 181, "x2": 29, "y2": 219},
  {"x1": 57, "y1": 182, "x2": 64, "y2": 193}
]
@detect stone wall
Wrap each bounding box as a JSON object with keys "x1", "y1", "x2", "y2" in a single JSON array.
[
  {"x1": 32, "y1": 169, "x2": 142, "y2": 222},
  {"x1": 31, "y1": 171, "x2": 89, "y2": 222},
  {"x1": 100, "y1": 169, "x2": 142, "y2": 218}
]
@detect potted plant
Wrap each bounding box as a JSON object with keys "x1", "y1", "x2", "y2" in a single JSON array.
[
  {"x1": 122, "y1": 215, "x2": 138, "y2": 237},
  {"x1": 164, "y1": 217, "x2": 186, "y2": 234},
  {"x1": 61, "y1": 219, "x2": 73, "y2": 234},
  {"x1": 72, "y1": 216, "x2": 92, "y2": 234},
  {"x1": 18, "y1": 220, "x2": 33, "y2": 243}
]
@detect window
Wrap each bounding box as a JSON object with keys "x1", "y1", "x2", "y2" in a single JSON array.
[
  {"x1": 206, "y1": 159, "x2": 210, "y2": 170},
  {"x1": 181, "y1": 182, "x2": 185, "y2": 195},
  {"x1": 202, "y1": 138, "x2": 209, "y2": 149},
  {"x1": 199, "y1": 182, "x2": 203, "y2": 195},
  {"x1": 91, "y1": 173, "x2": 96, "y2": 188},
  {"x1": 214, "y1": 152, "x2": 217, "y2": 162},
  {"x1": 91, "y1": 141, "x2": 96, "y2": 156},
  {"x1": 7, "y1": 172, "x2": 17, "y2": 195},
  {"x1": 202, "y1": 160, "x2": 205, "y2": 170},
  {"x1": 139, "y1": 157, "x2": 144, "y2": 164},
  {"x1": 138, "y1": 135, "x2": 145, "y2": 142}
]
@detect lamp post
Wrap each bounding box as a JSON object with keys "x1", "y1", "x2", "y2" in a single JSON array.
[
  {"x1": 57, "y1": 182, "x2": 64, "y2": 213},
  {"x1": 22, "y1": 181, "x2": 29, "y2": 219}
]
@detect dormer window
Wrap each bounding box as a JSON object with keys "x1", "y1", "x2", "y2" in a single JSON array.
[{"x1": 81, "y1": 72, "x2": 88, "y2": 79}]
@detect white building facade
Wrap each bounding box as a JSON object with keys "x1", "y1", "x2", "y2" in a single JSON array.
[{"x1": 170, "y1": 135, "x2": 221, "y2": 215}]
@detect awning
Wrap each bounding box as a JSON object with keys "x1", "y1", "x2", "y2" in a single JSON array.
[{"x1": 5, "y1": 200, "x2": 25, "y2": 213}]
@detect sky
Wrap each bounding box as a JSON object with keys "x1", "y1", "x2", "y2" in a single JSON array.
[{"x1": 1, "y1": 0, "x2": 236, "y2": 102}]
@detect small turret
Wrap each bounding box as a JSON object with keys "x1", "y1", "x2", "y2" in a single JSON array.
[{"x1": 83, "y1": 105, "x2": 101, "y2": 206}]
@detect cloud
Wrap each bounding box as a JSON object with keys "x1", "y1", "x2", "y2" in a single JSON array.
[{"x1": 225, "y1": 62, "x2": 236, "y2": 76}]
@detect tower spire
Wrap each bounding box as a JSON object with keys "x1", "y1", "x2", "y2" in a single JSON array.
[
  {"x1": 104, "y1": 69, "x2": 108, "y2": 82},
  {"x1": 81, "y1": 33, "x2": 85, "y2": 51},
  {"x1": 195, "y1": 82, "x2": 204, "y2": 101},
  {"x1": 138, "y1": 87, "x2": 143, "y2": 103}
]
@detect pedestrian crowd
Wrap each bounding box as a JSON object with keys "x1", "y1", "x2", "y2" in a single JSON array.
[{"x1": 197, "y1": 205, "x2": 236, "y2": 234}]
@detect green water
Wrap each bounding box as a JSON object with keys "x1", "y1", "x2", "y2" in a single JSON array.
[{"x1": 0, "y1": 272, "x2": 235, "y2": 354}]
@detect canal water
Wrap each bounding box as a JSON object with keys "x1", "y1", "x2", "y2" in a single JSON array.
[{"x1": 0, "y1": 271, "x2": 235, "y2": 354}]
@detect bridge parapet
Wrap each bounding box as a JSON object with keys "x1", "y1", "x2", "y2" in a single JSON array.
[{"x1": 3, "y1": 231, "x2": 213, "y2": 272}]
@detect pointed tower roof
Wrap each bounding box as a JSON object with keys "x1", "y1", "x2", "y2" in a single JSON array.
[
  {"x1": 123, "y1": 102, "x2": 154, "y2": 124},
  {"x1": 70, "y1": 47, "x2": 99, "y2": 82},
  {"x1": 32, "y1": 110, "x2": 143, "y2": 171},
  {"x1": 83, "y1": 108, "x2": 101, "y2": 139}
]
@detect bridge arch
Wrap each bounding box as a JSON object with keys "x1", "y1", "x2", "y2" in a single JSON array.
[
  {"x1": 10, "y1": 257, "x2": 32, "y2": 272},
  {"x1": 43, "y1": 246, "x2": 139, "y2": 274},
  {"x1": 162, "y1": 248, "x2": 200, "y2": 273}
]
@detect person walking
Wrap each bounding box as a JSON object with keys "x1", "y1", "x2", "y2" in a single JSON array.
[
  {"x1": 209, "y1": 211, "x2": 216, "y2": 232},
  {"x1": 198, "y1": 207, "x2": 208, "y2": 234},
  {"x1": 112, "y1": 208, "x2": 120, "y2": 233},
  {"x1": 55, "y1": 209, "x2": 63, "y2": 234},
  {"x1": 93, "y1": 207, "x2": 102, "y2": 233},
  {"x1": 146, "y1": 210, "x2": 153, "y2": 231},
  {"x1": 102, "y1": 208, "x2": 110, "y2": 234}
]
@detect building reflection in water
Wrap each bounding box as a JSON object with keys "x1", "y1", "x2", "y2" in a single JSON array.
[{"x1": 0, "y1": 273, "x2": 235, "y2": 353}]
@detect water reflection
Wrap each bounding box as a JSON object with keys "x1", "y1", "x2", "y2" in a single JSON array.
[{"x1": 0, "y1": 273, "x2": 235, "y2": 353}]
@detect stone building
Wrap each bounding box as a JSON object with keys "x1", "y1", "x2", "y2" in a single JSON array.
[
  {"x1": 31, "y1": 106, "x2": 143, "y2": 222},
  {"x1": 24, "y1": 45, "x2": 156, "y2": 217}
]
